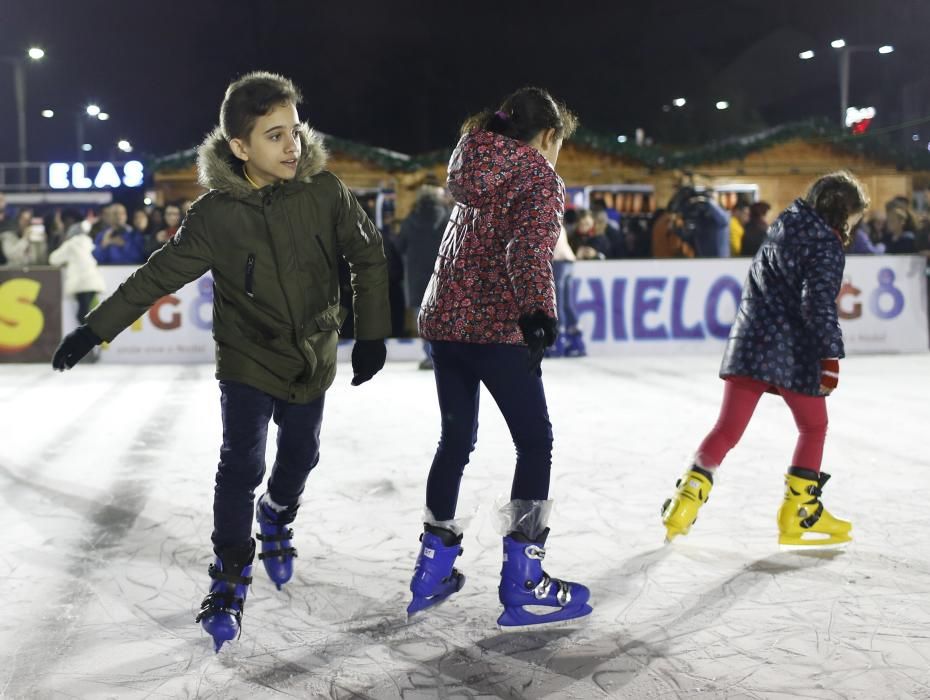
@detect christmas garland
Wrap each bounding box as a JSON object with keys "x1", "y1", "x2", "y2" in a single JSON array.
[{"x1": 150, "y1": 119, "x2": 930, "y2": 175}]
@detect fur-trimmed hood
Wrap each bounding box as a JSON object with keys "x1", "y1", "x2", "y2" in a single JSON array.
[{"x1": 196, "y1": 123, "x2": 328, "y2": 200}]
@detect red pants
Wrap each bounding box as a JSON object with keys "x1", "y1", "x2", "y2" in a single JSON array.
[{"x1": 696, "y1": 376, "x2": 828, "y2": 471}]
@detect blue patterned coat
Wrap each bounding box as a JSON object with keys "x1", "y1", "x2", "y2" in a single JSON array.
[{"x1": 720, "y1": 198, "x2": 845, "y2": 396}]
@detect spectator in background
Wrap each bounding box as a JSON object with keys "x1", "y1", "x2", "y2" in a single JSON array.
[
  {"x1": 61, "y1": 208, "x2": 91, "y2": 242},
  {"x1": 132, "y1": 209, "x2": 150, "y2": 239},
  {"x1": 48, "y1": 216, "x2": 107, "y2": 326},
  {"x1": 563, "y1": 208, "x2": 579, "y2": 236},
  {"x1": 741, "y1": 201, "x2": 771, "y2": 257},
  {"x1": 652, "y1": 207, "x2": 694, "y2": 258},
  {"x1": 145, "y1": 203, "x2": 182, "y2": 257},
  {"x1": 93, "y1": 203, "x2": 145, "y2": 265},
  {"x1": 589, "y1": 199, "x2": 621, "y2": 235},
  {"x1": 882, "y1": 203, "x2": 916, "y2": 254},
  {"x1": 865, "y1": 212, "x2": 885, "y2": 246},
  {"x1": 680, "y1": 189, "x2": 730, "y2": 257},
  {"x1": 569, "y1": 208, "x2": 610, "y2": 259},
  {"x1": 398, "y1": 182, "x2": 449, "y2": 368},
  {"x1": 549, "y1": 225, "x2": 586, "y2": 357},
  {"x1": 729, "y1": 200, "x2": 750, "y2": 256},
  {"x1": 46, "y1": 208, "x2": 84, "y2": 253},
  {"x1": 849, "y1": 219, "x2": 885, "y2": 254},
  {"x1": 88, "y1": 205, "x2": 111, "y2": 241},
  {"x1": 147, "y1": 205, "x2": 165, "y2": 235},
  {"x1": 0, "y1": 207, "x2": 47, "y2": 266},
  {"x1": 379, "y1": 209, "x2": 407, "y2": 338},
  {"x1": 591, "y1": 209, "x2": 624, "y2": 258}
]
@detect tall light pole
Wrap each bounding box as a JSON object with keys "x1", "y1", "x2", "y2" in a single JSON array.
[
  {"x1": 0, "y1": 47, "x2": 45, "y2": 166},
  {"x1": 76, "y1": 104, "x2": 109, "y2": 160},
  {"x1": 833, "y1": 40, "x2": 894, "y2": 127}
]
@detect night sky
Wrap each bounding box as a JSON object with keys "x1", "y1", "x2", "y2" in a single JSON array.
[{"x1": 1, "y1": 0, "x2": 927, "y2": 164}]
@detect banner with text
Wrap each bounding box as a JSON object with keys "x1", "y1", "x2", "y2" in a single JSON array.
[
  {"x1": 42, "y1": 256, "x2": 930, "y2": 363},
  {"x1": 570, "y1": 256, "x2": 929, "y2": 355}
]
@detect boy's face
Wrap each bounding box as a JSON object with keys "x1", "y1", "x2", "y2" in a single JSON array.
[{"x1": 231, "y1": 102, "x2": 302, "y2": 187}]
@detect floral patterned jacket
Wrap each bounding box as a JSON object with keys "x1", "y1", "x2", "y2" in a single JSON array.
[
  {"x1": 720, "y1": 198, "x2": 845, "y2": 395},
  {"x1": 418, "y1": 130, "x2": 562, "y2": 344}
]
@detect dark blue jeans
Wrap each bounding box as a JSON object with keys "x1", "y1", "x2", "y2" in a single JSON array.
[
  {"x1": 426, "y1": 341, "x2": 553, "y2": 521},
  {"x1": 213, "y1": 381, "x2": 324, "y2": 553}
]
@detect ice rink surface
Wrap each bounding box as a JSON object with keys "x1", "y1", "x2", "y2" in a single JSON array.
[{"x1": 1, "y1": 353, "x2": 929, "y2": 699}]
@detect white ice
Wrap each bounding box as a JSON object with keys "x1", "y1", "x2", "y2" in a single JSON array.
[{"x1": 1, "y1": 354, "x2": 929, "y2": 699}]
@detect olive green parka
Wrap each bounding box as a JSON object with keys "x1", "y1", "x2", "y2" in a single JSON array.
[{"x1": 86, "y1": 124, "x2": 390, "y2": 403}]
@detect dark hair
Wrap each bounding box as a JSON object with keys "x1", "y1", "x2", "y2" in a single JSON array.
[
  {"x1": 732, "y1": 199, "x2": 751, "y2": 211},
  {"x1": 461, "y1": 87, "x2": 578, "y2": 142},
  {"x1": 220, "y1": 71, "x2": 303, "y2": 141},
  {"x1": 61, "y1": 208, "x2": 82, "y2": 224},
  {"x1": 805, "y1": 171, "x2": 870, "y2": 243}
]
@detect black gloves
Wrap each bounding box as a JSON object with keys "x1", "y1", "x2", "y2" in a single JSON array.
[
  {"x1": 52, "y1": 325, "x2": 102, "y2": 371},
  {"x1": 351, "y1": 339, "x2": 386, "y2": 386},
  {"x1": 518, "y1": 310, "x2": 558, "y2": 373}
]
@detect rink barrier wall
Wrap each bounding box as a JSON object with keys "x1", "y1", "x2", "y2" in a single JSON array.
[{"x1": 0, "y1": 257, "x2": 927, "y2": 363}]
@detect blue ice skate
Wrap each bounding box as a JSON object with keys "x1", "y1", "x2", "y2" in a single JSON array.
[
  {"x1": 562, "y1": 329, "x2": 587, "y2": 358},
  {"x1": 255, "y1": 494, "x2": 298, "y2": 590},
  {"x1": 407, "y1": 526, "x2": 466, "y2": 616},
  {"x1": 195, "y1": 540, "x2": 255, "y2": 652},
  {"x1": 544, "y1": 333, "x2": 566, "y2": 358},
  {"x1": 497, "y1": 529, "x2": 591, "y2": 628}
]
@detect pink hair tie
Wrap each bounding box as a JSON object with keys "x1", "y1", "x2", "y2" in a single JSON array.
[{"x1": 495, "y1": 110, "x2": 509, "y2": 121}]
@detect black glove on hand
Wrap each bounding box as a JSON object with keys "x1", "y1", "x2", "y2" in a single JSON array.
[
  {"x1": 518, "y1": 310, "x2": 558, "y2": 373},
  {"x1": 351, "y1": 339, "x2": 387, "y2": 386},
  {"x1": 52, "y1": 325, "x2": 102, "y2": 371}
]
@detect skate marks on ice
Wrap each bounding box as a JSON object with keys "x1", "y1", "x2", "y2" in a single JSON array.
[
  {"x1": 3, "y1": 358, "x2": 930, "y2": 698},
  {"x1": 1, "y1": 366, "x2": 208, "y2": 698}
]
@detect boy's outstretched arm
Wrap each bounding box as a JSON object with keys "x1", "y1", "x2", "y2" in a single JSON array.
[{"x1": 52, "y1": 202, "x2": 214, "y2": 370}]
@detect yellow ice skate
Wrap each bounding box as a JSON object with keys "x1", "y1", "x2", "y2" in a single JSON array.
[
  {"x1": 662, "y1": 466, "x2": 714, "y2": 543},
  {"x1": 777, "y1": 468, "x2": 852, "y2": 546}
]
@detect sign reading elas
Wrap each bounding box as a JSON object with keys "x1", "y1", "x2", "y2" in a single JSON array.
[{"x1": 48, "y1": 161, "x2": 144, "y2": 189}]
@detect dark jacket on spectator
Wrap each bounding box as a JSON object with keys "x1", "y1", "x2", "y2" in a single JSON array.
[{"x1": 397, "y1": 190, "x2": 448, "y2": 309}]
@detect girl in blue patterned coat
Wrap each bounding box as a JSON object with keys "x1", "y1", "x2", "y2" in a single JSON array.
[{"x1": 662, "y1": 172, "x2": 869, "y2": 546}]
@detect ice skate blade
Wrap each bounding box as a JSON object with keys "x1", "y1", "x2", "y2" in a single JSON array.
[
  {"x1": 205, "y1": 629, "x2": 236, "y2": 653},
  {"x1": 497, "y1": 604, "x2": 593, "y2": 631},
  {"x1": 778, "y1": 532, "x2": 852, "y2": 548},
  {"x1": 406, "y1": 590, "x2": 457, "y2": 617}
]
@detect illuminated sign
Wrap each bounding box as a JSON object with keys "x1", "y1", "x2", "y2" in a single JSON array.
[
  {"x1": 48, "y1": 161, "x2": 144, "y2": 189},
  {"x1": 845, "y1": 106, "x2": 876, "y2": 134}
]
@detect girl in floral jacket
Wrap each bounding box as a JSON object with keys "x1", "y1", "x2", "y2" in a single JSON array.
[
  {"x1": 408, "y1": 87, "x2": 592, "y2": 627},
  {"x1": 662, "y1": 172, "x2": 870, "y2": 547}
]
